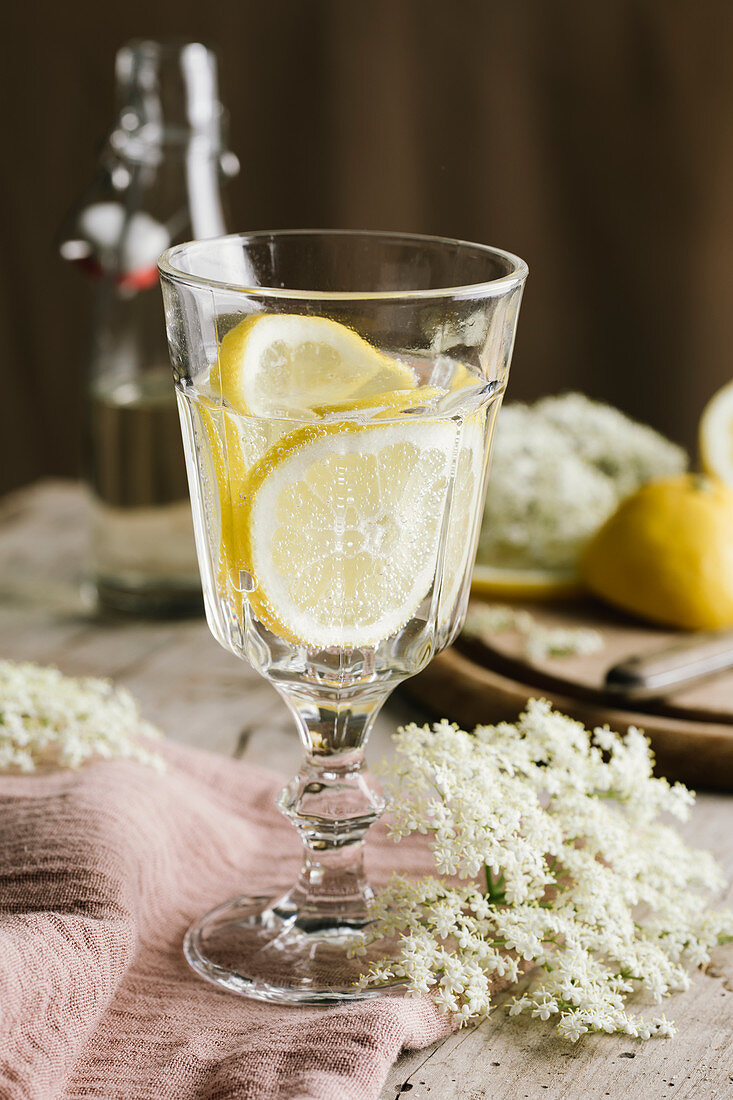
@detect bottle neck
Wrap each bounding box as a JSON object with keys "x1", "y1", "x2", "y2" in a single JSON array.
[
  {"x1": 114, "y1": 40, "x2": 224, "y2": 152},
  {"x1": 59, "y1": 41, "x2": 237, "y2": 287},
  {"x1": 83, "y1": 138, "x2": 228, "y2": 293},
  {"x1": 109, "y1": 39, "x2": 232, "y2": 242},
  {"x1": 181, "y1": 138, "x2": 228, "y2": 240}
]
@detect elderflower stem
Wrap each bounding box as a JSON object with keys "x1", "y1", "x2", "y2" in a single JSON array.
[{"x1": 485, "y1": 867, "x2": 507, "y2": 904}]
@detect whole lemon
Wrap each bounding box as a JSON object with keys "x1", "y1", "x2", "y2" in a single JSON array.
[{"x1": 581, "y1": 474, "x2": 733, "y2": 630}]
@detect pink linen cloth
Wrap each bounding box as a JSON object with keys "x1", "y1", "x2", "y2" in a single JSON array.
[{"x1": 0, "y1": 739, "x2": 462, "y2": 1100}]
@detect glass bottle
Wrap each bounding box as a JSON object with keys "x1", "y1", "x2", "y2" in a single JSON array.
[{"x1": 60, "y1": 40, "x2": 238, "y2": 615}]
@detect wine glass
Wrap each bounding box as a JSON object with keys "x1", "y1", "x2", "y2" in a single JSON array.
[{"x1": 158, "y1": 230, "x2": 527, "y2": 1003}]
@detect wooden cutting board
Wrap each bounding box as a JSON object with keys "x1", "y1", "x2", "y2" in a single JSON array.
[{"x1": 402, "y1": 598, "x2": 733, "y2": 790}]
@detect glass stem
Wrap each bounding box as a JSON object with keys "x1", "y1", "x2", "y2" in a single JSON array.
[{"x1": 273, "y1": 689, "x2": 389, "y2": 932}]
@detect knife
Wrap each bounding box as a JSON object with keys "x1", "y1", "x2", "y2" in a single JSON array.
[{"x1": 604, "y1": 631, "x2": 733, "y2": 699}]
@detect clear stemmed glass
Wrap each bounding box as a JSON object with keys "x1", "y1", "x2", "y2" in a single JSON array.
[{"x1": 158, "y1": 230, "x2": 526, "y2": 1003}]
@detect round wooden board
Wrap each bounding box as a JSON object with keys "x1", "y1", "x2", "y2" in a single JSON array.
[
  {"x1": 401, "y1": 600, "x2": 733, "y2": 791},
  {"x1": 464, "y1": 597, "x2": 733, "y2": 726}
]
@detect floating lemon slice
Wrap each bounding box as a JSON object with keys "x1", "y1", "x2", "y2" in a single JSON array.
[
  {"x1": 232, "y1": 420, "x2": 458, "y2": 647},
  {"x1": 471, "y1": 563, "x2": 581, "y2": 600},
  {"x1": 195, "y1": 401, "x2": 250, "y2": 590},
  {"x1": 215, "y1": 314, "x2": 416, "y2": 416},
  {"x1": 312, "y1": 385, "x2": 444, "y2": 418},
  {"x1": 699, "y1": 379, "x2": 733, "y2": 485}
]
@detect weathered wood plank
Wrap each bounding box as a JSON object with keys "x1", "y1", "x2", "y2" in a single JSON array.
[
  {"x1": 383, "y1": 959, "x2": 733, "y2": 1100},
  {"x1": 0, "y1": 480, "x2": 91, "y2": 614},
  {"x1": 380, "y1": 794, "x2": 733, "y2": 1100}
]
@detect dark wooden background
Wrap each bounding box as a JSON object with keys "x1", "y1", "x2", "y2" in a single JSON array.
[{"x1": 2, "y1": 0, "x2": 732, "y2": 496}]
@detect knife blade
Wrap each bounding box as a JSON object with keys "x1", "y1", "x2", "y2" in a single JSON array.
[{"x1": 604, "y1": 630, "x2": 733, "y2": 699}]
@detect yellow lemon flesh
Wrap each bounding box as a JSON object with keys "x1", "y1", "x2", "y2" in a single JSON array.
[
  {"x1": 581, "y1": 474, "x2": 733, "y2": 630},
  {"x1": 214, "y1": 314, "x2": 417, "y2": 417},
  {"x1": 234, "y1": 420, "x2": 459, "y2": 647},
  {"x1": 700, "y1": 378, "x2": 733, "y2": 485}
]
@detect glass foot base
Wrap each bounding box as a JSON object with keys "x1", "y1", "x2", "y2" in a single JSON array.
[{"x1": 183, "y1": 893, "x2": 404, "y2": 1004}]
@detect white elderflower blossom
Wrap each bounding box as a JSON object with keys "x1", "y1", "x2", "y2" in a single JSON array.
[
  {"x1": 356, "y1": 699, "x2": 733, "y2": 1041},
  {"x1": 478, "y1": 393, "x2": 687, "y2": 572},
  {"x1": 0, "y1": 660, "x2": 165, "y2": 772}
]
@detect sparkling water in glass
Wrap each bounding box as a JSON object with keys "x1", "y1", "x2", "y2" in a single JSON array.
[{"x1": 159, "y1": 230, "x2": 527, "y2": 1002}]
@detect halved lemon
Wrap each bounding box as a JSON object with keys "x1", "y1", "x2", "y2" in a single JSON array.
[
  {"x1": 700, "y1": 379, "x2": 733, "y2": 485},
  {"x1": 581, "y1": 474, "x2": 733, "y2": 630},
  {"x1": 471, "y1": 563, "x2": 581, "y2": 600},
  {"x1": 214, "y1": 314, "x2": 416, "y2": 417},
  {"x1": 230, "y1": 420, "x2": 459, "y2": 647}
]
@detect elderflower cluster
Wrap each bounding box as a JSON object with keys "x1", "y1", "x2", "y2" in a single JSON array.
[
  {"x1": 478, "y1": 393, "x2": 687, "y2": 572},
  {"x1": 356, "y1": 700, "x2": 733, "y2": 1040},
  {"x1": 0, "y1": 660, "x2": 165, "y2": 772},
  {"x1": 462, "y1": 602, "x2": 604, "y2": 663}
]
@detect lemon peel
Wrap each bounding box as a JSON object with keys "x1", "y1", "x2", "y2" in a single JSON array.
[{"x1": 312, "y1": 385, "x2": 443, "y2": 418}]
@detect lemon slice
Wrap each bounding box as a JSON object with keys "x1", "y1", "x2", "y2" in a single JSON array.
[
  {"x1": 215, "y1": 314, "x2": 416, "y2": 416},
  {"x1": 192, "y1": 394, "x2": 289, "y2": 594},
  {"x1": 233, "y1": 420, "x2": 458, "y2": 647},
  {"x1": 312, "y1": 385, "x2": 444, "y2": 418},
  {"x1": 700, "y1": 379, "x2": 733, "y2": 485},
  {"x1": 471, "y1": 563, "x2": 580, "y2": 600},
  {"x1": 194, "y1": 400, "x2": 250, "y2": 589}
]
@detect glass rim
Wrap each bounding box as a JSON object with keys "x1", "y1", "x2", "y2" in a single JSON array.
[{"x1": 157, "y1": 228, "x2": 528, "y2": 302}]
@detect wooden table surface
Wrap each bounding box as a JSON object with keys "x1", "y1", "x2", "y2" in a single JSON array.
[{"x1": 2, "y1": 481, "x2": 732, "y2": 1100}]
